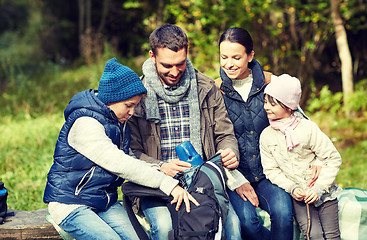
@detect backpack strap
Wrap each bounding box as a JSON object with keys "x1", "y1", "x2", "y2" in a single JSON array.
[
  {"x1": 122, "y1": 182, "x2": 172, "y2": 240},
  {"x1": 122, "y1": 193, "x2": 149, "y2": 240},
  {"x1": 264, "y1": 71, "x2": 272, "y2": 85},
  {"x1": 214, "y1": 78, "x2": 224, "y2": 94}
]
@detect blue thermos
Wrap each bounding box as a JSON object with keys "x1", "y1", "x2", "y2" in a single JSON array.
[
  {"x1": 175, "y1": 141, "x2": 204, "y2": 166},
  {"x1": 0, "y1": 182, "x2": 6, "y2": 197},
  {"x1": 0, "y1": 182, "x2": 8, "y2": 223}
]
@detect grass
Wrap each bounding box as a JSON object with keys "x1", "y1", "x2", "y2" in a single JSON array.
[
  {"x1": 309, "y1": 111, "x2": 367, "y2": 189},
  {"x1": 1, "y1": 110, "x2": 366, "y2": 211},
  {"x1": 0, "y1": 113, "x2": 64, "y2": 211}
]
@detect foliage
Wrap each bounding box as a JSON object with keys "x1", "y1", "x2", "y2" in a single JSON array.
[
  {"x1": 307, "y1": 85, "x2": 343, "y2": 115},
  {"x1": 0, "y1": 27, "x2": 133, "y2": 117},
  {"x1": 307, "y1": 79, "x2": 367, "y2": 116},
  {"x1": 0, "y1": 0, "x2": 30, "y2": 34},
  {"x1": 346, "y1": 79, "x2": 367, "y2": 113}
]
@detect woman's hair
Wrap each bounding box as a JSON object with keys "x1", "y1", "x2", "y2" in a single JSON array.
[
  {"x1": 149, "y1": 24, "x2": 188, "y2": 56},
  {"x1": 219, "y1": 27, "x2": 253, "y2": 54},
  {"x1": 265, "y1": 94, "x2": 292, "y2": 111}
]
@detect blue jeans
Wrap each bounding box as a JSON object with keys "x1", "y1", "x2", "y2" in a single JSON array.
[
  {"x1": 59, "y1": 201, "x2": 139, "y2": 240},
  {"x1": 141, "y1": 197, "x2": 241, "y2": 240},
  {"x1": 228, "y1": 179, "x2": 293, "y2": 240}
]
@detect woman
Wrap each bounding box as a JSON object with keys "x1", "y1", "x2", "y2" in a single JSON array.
[
  {"x1": 43, "y1": 58, "x2": 197, "y2": 240},
  {"x1": 216, "y1": 27, "x2": 294, "y2": 240}
]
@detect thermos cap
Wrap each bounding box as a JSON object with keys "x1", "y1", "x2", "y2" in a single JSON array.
[{"x1": 175, "y1": 141, "x2": 204, "y2": 166}]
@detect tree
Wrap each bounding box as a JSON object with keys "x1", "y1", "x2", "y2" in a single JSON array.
[{"x1": 330, "y1": 0, "x2": 354, "y2": 114}]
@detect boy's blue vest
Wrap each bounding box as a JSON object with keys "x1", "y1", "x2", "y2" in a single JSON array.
[{"x1": 43, "y1": 90, "x2": 130, "y2": 210}]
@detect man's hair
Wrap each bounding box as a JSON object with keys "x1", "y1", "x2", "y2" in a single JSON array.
[{"x1": 149, "y1": 24, "x2": 188, "y2": 56}]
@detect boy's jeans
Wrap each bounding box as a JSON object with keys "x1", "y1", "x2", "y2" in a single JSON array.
[{"x1": 59, "y1": 201, "x2": 139, "y2": 240}]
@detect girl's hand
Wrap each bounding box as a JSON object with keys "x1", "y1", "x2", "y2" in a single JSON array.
[
  {"x1": 235, "y1": 182, "x2": 259, "y2": 207},
  {"x1": 305, "y1": 190, "x2": 319, "y2": 204},
  {"x1": 292, "y1": 188, "x2": 306, "y2": 201},
  {"x1": 170, "y1": 185, "x2": 199, "y2": 212},
  {"x1": 308, "y1": 165, "x2": 322, "y2": 188}
]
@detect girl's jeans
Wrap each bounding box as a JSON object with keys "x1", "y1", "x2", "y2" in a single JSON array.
[
  {"x1": 293, "y1": 198, "x2": 340, "y2": 239},
  {"x1": 228, "y1": 179, "x2": 294, "y2": 240},
  {"x1": 141, "y1": 197, "x2": 242, "y2": 240},
  {"x1": 59, "y1": 201, "x2": 139, "y2": 240}
]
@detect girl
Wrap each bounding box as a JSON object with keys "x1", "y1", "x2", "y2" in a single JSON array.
[
  {"x1": 43, "y1": 58, "x2": 198, "y2": 240},
  {"x1": 260, "y1": 74, "x2": 342, "y2": 239}
]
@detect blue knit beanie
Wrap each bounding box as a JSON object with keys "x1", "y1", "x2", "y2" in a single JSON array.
[{"x1": 97, "y1": 58, "x2": 147, "y2": 104}]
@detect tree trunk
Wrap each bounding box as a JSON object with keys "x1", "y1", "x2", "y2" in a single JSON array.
[
  {"x1": 78, "y1": 0, "x2": 85, "y2": 55},
  {"x1": 330, "y1": 0, "x2": 354, "y2": 114},
  {"x1": 97, "y1": 0, "x2": 110, "y2": 34},
  {"x1": 157, "y1": 0, "x2": 164, "y2": 26}
]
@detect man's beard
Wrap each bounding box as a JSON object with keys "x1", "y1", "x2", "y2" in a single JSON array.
[{"x1": 154, "y1": 64, "x2": 181, "y2": 87}]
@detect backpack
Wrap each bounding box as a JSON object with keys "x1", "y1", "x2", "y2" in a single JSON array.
[
  {"x1": 0, "y1": 182, "x2": 8, "y2": 224},
  {"x1": 122, "y1": 153, "x2": 229, "y2": 240}
]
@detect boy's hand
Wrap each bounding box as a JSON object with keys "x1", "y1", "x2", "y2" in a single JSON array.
[
  {"x1": 160, "y1": 159, "x2": 191, "y2": 177},
  {"x1": 305, "y1": 190, "x2": 319, "y2": 204},
  {"x1": 217, "y1": 148, "x2": 239, "y2": 169},
  {"x1": 292, "y1": 188, "x2": 306, "y2": 201},
  {"x1": 170, "y1": 185, "x2": 199, "y2": 212}
]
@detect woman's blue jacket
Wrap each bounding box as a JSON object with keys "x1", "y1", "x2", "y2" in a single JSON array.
[{"x1": 219, "y1": 59, "x2": 269, "y2": 183}]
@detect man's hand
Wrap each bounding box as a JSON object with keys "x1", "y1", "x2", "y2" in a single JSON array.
[
  {"x1": 160, "y1": 159, "x2": 191, "y2": 177},
  {"x1": 308, "y1": 165, "x2": 322, "y2": 188},
  {"x1": 170, "y1": 185, "x2": 199, "y2": 212},
  {"x1": 305, "y1": 190, "x2": 319, "y2": 204},
  {"x1": 217, "y1": 148, "x2": 239, "y2": 169},
  {"x1": 235, "y1": 183, "x2": 259, "y2": 207},
  {"x1": 292, "y1": 188, "x2": 306, "y2": 201}
]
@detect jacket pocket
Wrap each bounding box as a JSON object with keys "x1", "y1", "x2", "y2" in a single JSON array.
[{"x1": 75, "y1": 166, "x2": 96, "y2": 196}]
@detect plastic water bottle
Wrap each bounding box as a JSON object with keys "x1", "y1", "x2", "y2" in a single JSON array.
[{"x1": 175, "y1": 141, "x2": 204, "y2": 166}]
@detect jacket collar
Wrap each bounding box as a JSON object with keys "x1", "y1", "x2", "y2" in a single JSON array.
[{"x1": 220, "y1": 59, "x2": 266, "y2": 99}]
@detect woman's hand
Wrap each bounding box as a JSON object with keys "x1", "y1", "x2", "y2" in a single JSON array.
[
  {"x1": 235, "y1": 183, "x2": 259, "y2": 207},
  {"x1": 170, "y1": 185, "x2": 199, "y2": 212},
  {"x1": 217, "y1": 148, "x2": 239, "y2": 169},
  {"x1": 292, "y1": 188, "x2": 306, "y2": 201}
]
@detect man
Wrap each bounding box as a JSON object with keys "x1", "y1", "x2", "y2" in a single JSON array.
[{"x1": 128, "y1": 24, "x2": 247, "y2": 240}]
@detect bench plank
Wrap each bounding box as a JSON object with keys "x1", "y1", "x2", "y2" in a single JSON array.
[{"x1": 0, "y1": 208, "x2": 62, "y2": 240}]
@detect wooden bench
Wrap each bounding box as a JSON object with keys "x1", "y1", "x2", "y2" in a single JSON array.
[
  {"x1": 1, "y1": 188, "x2": 364, "y2": 239},
  {"x1": 0, "y1": 208, "x2": 62, "y2": 240}
]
